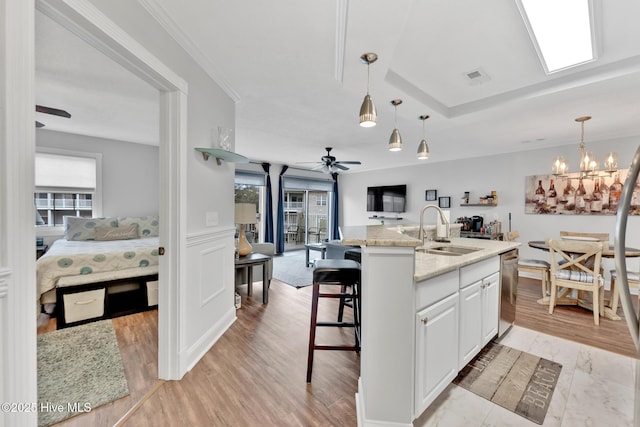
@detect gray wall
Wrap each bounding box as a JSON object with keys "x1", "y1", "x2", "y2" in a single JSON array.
[
  {"x1": 340, "y1": 136, "x2": 640, "y2": 278},
  {"x1": 36, "y1": 129, "x2": 159, "y2": 218}
]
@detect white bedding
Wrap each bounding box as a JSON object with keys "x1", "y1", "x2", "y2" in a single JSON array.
[{"x1": 36, "y1": 237, "x2": 159, "y2": 302}]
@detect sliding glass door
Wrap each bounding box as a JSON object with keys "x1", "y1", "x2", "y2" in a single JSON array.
[{"x1": 283, "y1": 176, "x2": 333, "y2": 251}]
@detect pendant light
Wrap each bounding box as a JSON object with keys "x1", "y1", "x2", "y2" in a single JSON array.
[
  {"x1": 359, "y1": 53, "x2": 378, "y2": 127},
  {"x1": 417, "y1": 115, "x2": 430, "y2": 160},
  {"x1": 388, "y1": 99, "x2": 403, "y2": 151}
]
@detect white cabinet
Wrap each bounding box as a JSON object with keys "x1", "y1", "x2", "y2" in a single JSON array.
[
  {"x1": 458, "y1": 257, "x2": 500, "y2": 370},
  {"x1": 458, "y1": 280, "x2": 483, "y2": 369},
  {"x1": 415, "y1": 292, "x2": 459, "y2": 417},
  {"x1": 481, "y1": 272, "x2": 500, "y2": 345}
]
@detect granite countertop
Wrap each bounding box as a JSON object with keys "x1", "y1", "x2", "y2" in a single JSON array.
[
  {"x1": 413, "y1": 238, "x2": 520, "y2": 282},
  {"x1": 340, "y1": 225, "x2": 520, "y2": 282}
]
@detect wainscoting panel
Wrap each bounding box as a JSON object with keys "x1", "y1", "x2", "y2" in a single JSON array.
[{"x1": 182, "y1": 228, "x2": 236, "y2": 373}]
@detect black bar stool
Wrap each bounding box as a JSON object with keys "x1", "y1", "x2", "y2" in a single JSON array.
[
  {"x1": 338, "y1": 249, "x2": 362, "y2": 322},
  {"x1": 307, "y1": 259, "x2": 361, "y2": 382}
]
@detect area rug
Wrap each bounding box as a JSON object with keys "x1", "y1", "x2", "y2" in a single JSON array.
[
  {"x1": 37, "y1": 319, "x2": 129, "y2": 427},
  {"x1": 453, "y1": 341, "x2": 562, "y2": 425},
  {"x1": 272, "y1": 250, "x2": 314, "y2": 288}
]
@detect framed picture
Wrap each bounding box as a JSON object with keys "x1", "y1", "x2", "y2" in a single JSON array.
[
  {"x1": 425, "y1": 189, "x2": 437, "y2": 201},
  {"x1": 438, "y1": 196, "x2": 451, "y2": 209}
]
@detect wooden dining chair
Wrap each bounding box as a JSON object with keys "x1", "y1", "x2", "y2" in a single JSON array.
[
  {"x1": 608, "y1": 269, "x2": 640, "y2": 315},
  {"x1": 548, "y1": 239, "x2": 605, "y2": 325},
  {"x1": 506, "y1": 231, "x2": 551, "y2": 302}
]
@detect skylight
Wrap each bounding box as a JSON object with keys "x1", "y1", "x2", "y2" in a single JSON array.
[{"x1": 517, "y1": 0, "x2": 595, "y2": 74}]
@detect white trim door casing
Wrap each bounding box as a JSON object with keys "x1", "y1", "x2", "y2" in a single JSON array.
[{"x1": 36, "y1": 0, "x2": 189, "y2": 380}]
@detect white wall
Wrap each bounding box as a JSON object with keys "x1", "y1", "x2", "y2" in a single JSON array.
[
  {"x1": 85, "y1": 0, "x2": 238, "y2": 373},
  {"x1": 340, "y1": 136, "x2": 640, "y2": 280},
  {"x1": 36, "y1": 129, "x2": 159, "y2": 217}
]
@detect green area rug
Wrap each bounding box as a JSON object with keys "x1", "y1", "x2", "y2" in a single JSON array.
[
  {"x1": 453, "y1": 341, "x2": 562, "y2": 425},
  {"x1": 37, "y1": 319, "x2": 129, "y2": 427}
]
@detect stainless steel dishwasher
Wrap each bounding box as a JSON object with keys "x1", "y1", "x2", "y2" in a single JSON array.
[{"x1": 498, "y1": 249, "x2": 519, "y2": 337}]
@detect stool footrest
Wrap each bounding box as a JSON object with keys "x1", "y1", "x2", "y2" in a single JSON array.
[
  {"x1": 316, "y1": 321, "x2": 356, "y2": 328},
  {"x1": 314, "y1": 345, "x2": 359, "y2": 351}
]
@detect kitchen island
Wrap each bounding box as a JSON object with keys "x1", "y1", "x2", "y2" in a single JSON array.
[{"x1": 341, "y1": 225, "x2": 520, "y2": 427}]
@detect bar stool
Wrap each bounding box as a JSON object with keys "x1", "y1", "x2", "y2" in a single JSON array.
[
  {"x1": 307, "y1": 259, "x2": 361, "y2": 382},
  {"x1": 338, "y1": 249, "x2": 362, "y2": 322}
]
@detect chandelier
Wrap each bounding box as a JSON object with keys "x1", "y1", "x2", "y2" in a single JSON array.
[{"x1": 552, "y1": 116, "x2": 617, "y2": 178}]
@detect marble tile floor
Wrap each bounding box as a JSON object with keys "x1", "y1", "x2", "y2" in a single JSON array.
[{"x1": 414, "y1": 325, "x2": 636, "y2": 427}]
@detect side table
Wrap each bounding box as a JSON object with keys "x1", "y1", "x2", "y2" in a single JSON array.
[
  {"x1": 235, "y1": 253, "x2": 272, "y2": 304},
  {"x1": 305, "y1": 243, "x2": 327, "y2": 267}
]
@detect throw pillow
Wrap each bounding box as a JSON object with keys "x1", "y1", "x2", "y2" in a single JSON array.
[
  {"x1": 64, "y1": 216, "x2": 119, "y2": 241},
  {"x1": 117, "y1": 215, "x2": 159, "y2": 237},
  {"x1": 95, "y1": 224, "x2": 139, "y2": 241}
]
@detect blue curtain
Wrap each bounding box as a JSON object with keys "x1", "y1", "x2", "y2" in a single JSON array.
[
  {"x1": 331, "y1": 172, "x2": 340, "y2": 240},
  {"x1": 261, "y1": 162, "x2": 274, "y2": 243},
  {"x1": 276, "y1": 165, "x2": 289, "y2": 254}
]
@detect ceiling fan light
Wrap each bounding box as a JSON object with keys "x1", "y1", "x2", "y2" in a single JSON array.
[
  {"x1": 388, "y1": 128, "x2": 402, "y2": 151},
  {"x1": 417, "y1": 139, "x2": 430, "y2": 160},
  {"x1": 359, "y1": 94, "x2": 377, "y2": 127}
]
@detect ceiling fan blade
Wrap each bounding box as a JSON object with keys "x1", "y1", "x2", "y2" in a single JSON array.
[
  {"x1": 335, "y1": 161, "x2": 361, "y2": 165},
  {"x1": 35, "y1": 121, "x2": 45, "y2": 128},
  {"x1": 35, "y1": 105, "x2": 71, "y2": 118},
  {"x1": 333, "y1": 163, "x2": 349, "y2": 170},
  {"x1": 310, "y1": 164, "x2": 326, "y2": 170}
]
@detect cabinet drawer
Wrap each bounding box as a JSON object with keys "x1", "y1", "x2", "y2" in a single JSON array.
[
  {"x1": 62, "y1": 288, "x2": 106, "y2": 324},
  {"x1": 459, "y1": 256, "x2": 499, "y2": 288},
  {"x1": 146, "y1": 280, "x2": 159, "y2": 306},
  {"x1": 415, "y1": 269, "x2": 459, "y2": 310}
]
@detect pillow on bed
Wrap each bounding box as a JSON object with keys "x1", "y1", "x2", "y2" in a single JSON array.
[
  {"x1": 95, "y1": 224, "x2": 139, "y2": 241},
  {"x1": 64, "y1": 216, "x2": 119, "y2": 241},
  {"x1": 117, "y1": 215, "x2": 159, "y2": 237}
]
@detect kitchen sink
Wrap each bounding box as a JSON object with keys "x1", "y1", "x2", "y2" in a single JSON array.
[{"x1": 416, "y1": 245, "x2": 482, "y2": 256}]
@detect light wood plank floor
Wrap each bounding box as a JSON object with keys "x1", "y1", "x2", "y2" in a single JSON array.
[{"x1": 38, "y1": 276, "x2": 638, "y2": 426}]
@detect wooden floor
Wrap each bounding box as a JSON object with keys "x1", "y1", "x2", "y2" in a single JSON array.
[
  {"x1": 38, "y1": 276, "x2": 638, "y2": 426},
  {"x1": 514, "y1": 277, "x2": 639, "y2": 359}
]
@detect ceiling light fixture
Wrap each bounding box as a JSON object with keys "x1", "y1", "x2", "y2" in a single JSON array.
[
  {"x1": 552, "y1": 116, "x2": 617, "y2": 178},
  {"x1": 359, "y1": 52, "x2": 378, "y2": 127},
  {"x1": 517, "y1": 0, "x2": 595, "y2": 74},
  {"x1": 417, "y1": 115, "x2": 430, "y2": 160},
  {"x1": 388, "y1": 99, "x2": 403, "y2": 151}
]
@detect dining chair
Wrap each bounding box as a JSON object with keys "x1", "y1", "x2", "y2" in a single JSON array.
[
  {"x1": 506, "y1": 231, "x2": 551, "y2": 302},
  {"x1": 547, "y1": 239, "x2": 605, "y2": 325},
  {"x1": 608, "y1": 269, "x2": 640, "y2": 315}
]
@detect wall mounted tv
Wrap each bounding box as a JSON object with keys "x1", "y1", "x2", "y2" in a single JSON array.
[{"x1": 367, "y1": 184, "x2": 407, "y2": 213}]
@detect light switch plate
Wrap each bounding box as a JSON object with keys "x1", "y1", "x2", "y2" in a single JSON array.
[{"x1": 205, "y1": 211, "x2": 218, "y2": 226}]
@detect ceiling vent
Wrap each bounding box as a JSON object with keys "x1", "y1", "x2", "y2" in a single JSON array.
[{"x1": 463, "y1": 67, "x2": 491, "y2": 85}]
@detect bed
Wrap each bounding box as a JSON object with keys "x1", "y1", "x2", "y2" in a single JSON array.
[{"x1": 36, "y1": 215, "x2": 161, "y2": 328}]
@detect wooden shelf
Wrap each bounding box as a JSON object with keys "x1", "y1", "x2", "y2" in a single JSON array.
[
  {"x1": 195, "y1": 148, "x2": 249, "y2": 165},
  {"x1": 460, "y1": 203, "x2": 497, "y2": 207}
]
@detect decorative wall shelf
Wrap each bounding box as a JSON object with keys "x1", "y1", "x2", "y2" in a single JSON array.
[
  {"x1": 195, "y1": 148, "x2": 249, "y2": 165},
  {"x1": 460, "y1": 203, "x2": 498, "y2": 207},
  {"x1": 368, "y1": 216, "x2": 404, "y2": 220}
]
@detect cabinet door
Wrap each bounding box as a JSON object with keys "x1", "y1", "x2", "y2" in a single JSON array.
[
  {"x1": 415, "y1": 292, "x2": 459, "y2": 417},
  {"x1": 481, "y1": 272, "x2": 500, "y2": 346},
  {"x1": 458, "y1": 280, "x2": 482, "y2": 370}
]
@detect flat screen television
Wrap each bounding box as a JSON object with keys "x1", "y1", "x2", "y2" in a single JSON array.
[{"x1": 367, "y1": 184, "x2": 406, "y2": 213}]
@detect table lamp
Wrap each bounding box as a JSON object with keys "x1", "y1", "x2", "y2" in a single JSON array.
[{"x1": 235, "y1": 203, "x2": 256, "y2": 257}]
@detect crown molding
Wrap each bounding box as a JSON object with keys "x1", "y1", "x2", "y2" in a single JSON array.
[{"x1": 139, "y1": 0, "x2": 241, "y2": 103}]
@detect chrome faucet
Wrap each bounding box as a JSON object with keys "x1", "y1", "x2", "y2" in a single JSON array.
[{"x1": 418, "y1": 204, "x2": 450, "y2": 244}]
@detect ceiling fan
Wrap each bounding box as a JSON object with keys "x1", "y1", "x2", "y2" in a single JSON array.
[
  {"x1": 298, "y1": 147, "x2": 362, "y2": 173},
  {"x1": 35, "y1": 104, "x2": 71, "y2": 128}
]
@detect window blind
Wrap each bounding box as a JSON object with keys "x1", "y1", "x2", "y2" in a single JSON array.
[
  {"x1": 235, "y1": 170, "x2": 265, "y2": 186},
  {"x1": 35, "y1": 152, "x2": 97, "y2": 192},
  {"x1": 284, "y1": 176, "x2": 333, "y2": 192}
]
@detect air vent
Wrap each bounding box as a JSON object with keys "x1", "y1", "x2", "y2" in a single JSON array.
[{"x1": 463, "y1": 67, "x2": 491, "y2": 85}]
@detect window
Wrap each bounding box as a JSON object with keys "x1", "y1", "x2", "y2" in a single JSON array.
[
  {"x1": 316, "y1": 194, "x2": 327, "y2": 206},
  {"x1": 35, "y1": 149, "x2": 102, "y2": 229},
  {"x1": 235, "y1": 170, "x2": 265, "y2": 243}
]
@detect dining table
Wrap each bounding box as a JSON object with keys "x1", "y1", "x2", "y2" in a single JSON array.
[{"x1": 528, "y1": 239, "x2": 640, "y2": 320}]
